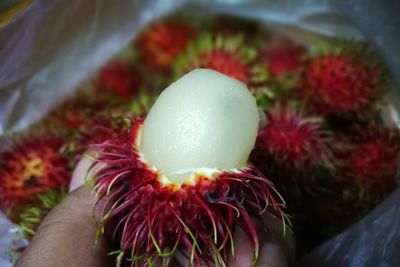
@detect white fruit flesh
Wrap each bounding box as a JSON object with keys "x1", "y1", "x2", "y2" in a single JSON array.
[{"x1": 140, "y1": 69, "x2": 260, "y2": 184}]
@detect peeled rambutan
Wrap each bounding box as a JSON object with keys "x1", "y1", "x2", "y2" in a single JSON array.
[
  {"x1": 254, "y1": 105, "x2": 331, "y2": 173},
  {"x1": 85, "y1": 69, "x2": 286, "y2": 266},
  {"x1": 334, "y1": 125, "x2": 400, "y2": 194},
  {"x1": 0, "y1": 136, "x2": 71, "y2": 213},
  {"x1": 173, "y1": 34, "x2": 268, "y2": 92},
  {"x1": 135, "y1": 19, "x2": 196, "y2": 71},
  {"x1": 298, "y1": 43, "x2": 388, "y2": 116},
  {"x1": 99, "y1": 60, "x2": 141, "y2": 100}
]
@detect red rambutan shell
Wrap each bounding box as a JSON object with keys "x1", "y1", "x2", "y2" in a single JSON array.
[
  {"x1": 299, "y1": 53, "x2": 383, "y2": 115},
  {"x1": 0, "y1": 136, "x2": 71, "y2": 210},
  {"x1": 334, "y1": 126, "x2": 400, "y2": 193},
  {"x1": 135, "y1": 20, "x2": 196, "y2": 71},
  {"x1": 264, "y1": 41, "x2": 305, "y2": 78},
  {"x1": 196, "y1": 50, "x2": 251, "y2": 84},
  {"x1": 100, "y1": 60, "x2": 140, "y2": 100},
  {"x1": 255, "y1": 106, "x2": 330, "y2": 172},
  {"x1": 87, "y1": 118, "x2": 286, "y2": 266},
  {"x1": 173, "y1": 34, "x2": 267, "y2": 91}
]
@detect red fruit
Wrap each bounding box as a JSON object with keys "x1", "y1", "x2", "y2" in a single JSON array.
[
  {"x1": 174, "y1": 34, "x2": 267, "y2": 90},
  {"x1": 201, "y1": 50, "x2": 251, "y2": 84},
  {"x1": 0, "y1": 136, "x2": 71, "y2": 211},
  {"x1": 100, "y1": 61, "x2": 140, "y2": 99},
  {"x1": 62, "y1": 112, "x2": 130, "y2": 160},
  {"x1": 87, "y1": 118, "x2": 286, "y2": 266},
  {"x1": 335, "y1": 126, "x2": 400, "y2": 193},
  {"x1": 264, "y1": 41, "x2": 305, "y2": 77},
  {"x1": 299, "y1": 53, "x2": 384, "y2": 115},
  {"x1": 256, "y1": 106, "x2": 330, "y2": 171},
  {"x1": 135, "y1": 20, "x2": 196, "y2": 71}
]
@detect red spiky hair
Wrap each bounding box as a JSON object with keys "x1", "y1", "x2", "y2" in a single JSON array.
[
  {"x1": 263, "y1": 40, "x2": 305, "y2": 78},
  {"x1": 298, "y1": 42, "x2": 388, "y2": 116},
  {"x1": 87, "y1": 118, "x2": 286, "y2": 266},
  {"x1": 135, "y1": 19, "x2": 196, "y2": 71},
  {"x1": 99, "y1": 60, "x2": 141, "y2": 100},
  {"x1": 0, "y1": 136, "x2": 71, "y2": 212},
  {"x1": 62, "y1": 112, "x2": 131, "y2": 163},
  {"x1": 254, "y1": 105, "x2": 331, "y2": 172},
  {"x1": 334, "y1": 125, "x2": 400, "y2": 193},
  {"x1": 173, "y1": 34, "x2": 268, "y2": 91}
]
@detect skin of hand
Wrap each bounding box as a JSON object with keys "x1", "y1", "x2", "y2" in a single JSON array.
[{"x1": 15, "y1": 154, "x2": 295, "y2": 267}]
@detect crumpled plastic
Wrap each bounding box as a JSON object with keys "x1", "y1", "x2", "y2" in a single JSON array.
[
  {"x1": 0, "y1": 0, "x2": 399, "y2": 266},
  {"x1": 0, "y1": 212, "x2": 28, "y2": 267}
]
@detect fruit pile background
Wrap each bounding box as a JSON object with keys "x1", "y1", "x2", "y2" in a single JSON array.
[{"x1": 0, "y1": 13, "x2": 399, "y2": 257}]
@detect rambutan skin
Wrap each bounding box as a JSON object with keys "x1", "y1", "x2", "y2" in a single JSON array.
[
  {"x1": 0, "y1": 136, "x2": 71, "y2": 211},
  {"x1": 334, "y1": 126, "x2": 400, "y2": 193},
  {"x1": 254, "y1": 106, "x2": 331, "y2": 172},
  {"x1": 135, "y1": 19, "x2": 196, "y2": 71},
  {"x1": 173, "y1": 34, "x2": 268, "y2": 91},
  {"x1": 263, "y1": 41, "x2": 305, "y2": 78},
  {"x1": 298, "y1": 53, "x2": 384, "y2": 115},
  {"x1": 87, "y1": 118, "x2": 285, "y2": 266},
  {"x1": 100, "y1": 60, "x2": 140, "y2": 100}
]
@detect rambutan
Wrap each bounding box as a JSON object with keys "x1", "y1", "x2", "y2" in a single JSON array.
[
  {"x1": 99, "y1": 60, "x2": 141, "y2": 100},
  {"x1": 135, "y1": 19, "x2": 196, "y2": 71},
  {"x1": 43, "y1": 91, "x2": 109, "y2": 134},
  {"x1": 298, "y1": 42, "x2": 388, "y2": 116},
  {"x1": 334, "y1": 125, "x2": 400, "y2": 194},
  {"x1": 254, "y1": 105, "x2": 331, "y2": 173},
  {"x1": 173, "y1": 34, "x2": 269, "y2": 92},
  {"x1": 85, "y1": 69, "x2": 286, "y2": 266},
  {"x1": 0, "y1": 136, "x2": 71, "y2": 213},
  {"x1": 263, "y1": 40, "x2": 305, "y2": 78},
  {"x1": 61, "y1": 112, "x2": 131, "y2": 162}
]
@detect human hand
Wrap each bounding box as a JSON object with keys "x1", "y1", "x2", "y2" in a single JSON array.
[{"x1": 15, "y1": 155, "x2": 294, "y2": 267}]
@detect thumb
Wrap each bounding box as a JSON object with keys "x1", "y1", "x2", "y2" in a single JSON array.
[{"x1": 15, "y1": 159, "x2": 112, "y2": 267}]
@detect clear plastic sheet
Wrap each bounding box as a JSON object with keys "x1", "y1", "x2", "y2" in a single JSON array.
[
  {"x1": 0, "y1": 212, "x2": 28, "y2": 267},
  {"x1": 0, "y1": 0, "x2": 399, "y2": 266}
]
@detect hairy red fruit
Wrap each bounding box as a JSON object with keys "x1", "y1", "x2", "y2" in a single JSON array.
[
  {"x1": 0, "y1": 136, "x2": 70, "y2": 211},
  {"x1": 255, "y1": 106, "x2": 330, "y2": 171},
  {"x1": 174, "y1": 35, "x2": 267, "y2": 90},
  {"x1": 135, "y1": 20, "x2": 196, "y2": 71},
  {"x1": 197, "y1": 50, "x2": 251, "y2": 84},
  {"x1": 299, "y1": 53, "x2": 383, "y2": 115},
  {"x1": 335, "y1": 126, "x2": 400, "y2": 193},
  {"x1": 100, "y1": 61, "x2": 140, "y2": 99},
  {"x1": 264, "y1": 41, "x2": 305, "y2": 78},
  {"x1": 87, "y1": 118, "x2": 286, "y2": 266},
  {"x1": 62, "y1": 113, "x2": 131, "y2": 162}
]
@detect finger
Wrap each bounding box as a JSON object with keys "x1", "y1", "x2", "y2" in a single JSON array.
[
  {"x1": 256, "y1": 242, "x2": 288, "y2": 267},
  {"x1": 15, "y1": 187, "x2": 113, "y2": 267},
  {"x1": 259, "y1": 214, "x2": 296, "y2": 265},
  {"x1": 229, "y1": 226, "x2": 257, "y2": 267}
]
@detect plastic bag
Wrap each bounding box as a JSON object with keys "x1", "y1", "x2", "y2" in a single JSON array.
[
  {"x1": 1, "y1": 0, "x2": 399, "y2": 266},
  {"x1": 0, "y1": 212, "x2": 28, "y2": 267}
]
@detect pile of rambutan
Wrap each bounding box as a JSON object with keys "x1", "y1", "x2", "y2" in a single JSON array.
[{"x1": 1, "y1": 13, "x2": 399, "y2": 265}]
